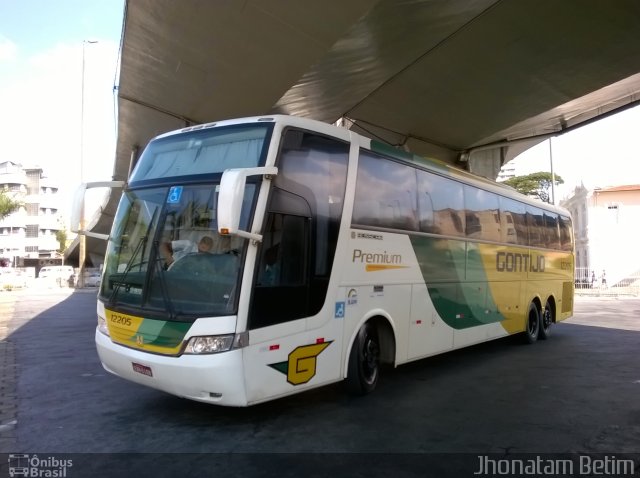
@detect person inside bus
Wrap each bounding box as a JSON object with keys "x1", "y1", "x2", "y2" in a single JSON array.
[
  {"x1": 160, "y1": 235, "x2": 214, "y2": 269},
  {"x1": 259, "y1": 244, "x2": 281, "y2": 286}
]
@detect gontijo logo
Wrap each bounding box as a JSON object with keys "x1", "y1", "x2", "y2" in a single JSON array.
[
  {"x1": 352, "y1": 249, "x2": 408, "y2": 272},
  {"x1": 269, "y1": 342, "x2": 332, "y2": 385},
  {"x1": 495, "y1": 251, "x2": 546, "y2": 272}
]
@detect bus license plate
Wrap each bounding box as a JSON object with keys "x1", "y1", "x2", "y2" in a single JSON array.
[{"x1": 132, "y1": 362, "x2": 153, "y2": 377}]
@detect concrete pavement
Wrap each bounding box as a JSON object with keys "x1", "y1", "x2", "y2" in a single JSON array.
[
  {"x1": 0, "y1": 290, "x2": 17, "y2": 451},
  {"x1": 0, "y1": 286, "x2": 98, "y2": 451},
  {"x1": 0, "y1": 290, "x2": 638, "y2": 478}
]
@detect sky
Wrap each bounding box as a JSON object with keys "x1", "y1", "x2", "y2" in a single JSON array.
[
  {"x1": 0, "y1": 0, "x2": 124, "y2": 219},
  {"x1": 1, "y1": 0, "x2": 639, "y2": 219},
  {"x1": 504, "y1": 105, "x2": 640, "y2": 202}
]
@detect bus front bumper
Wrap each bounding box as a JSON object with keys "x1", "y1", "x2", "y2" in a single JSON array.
[{"x1": 95, "y1": 329, "x2": 248, "y2": 406}]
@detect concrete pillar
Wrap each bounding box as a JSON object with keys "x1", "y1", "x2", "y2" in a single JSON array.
[{"x1": 466, "y1": 147, "x2": 504, "y2": 180}]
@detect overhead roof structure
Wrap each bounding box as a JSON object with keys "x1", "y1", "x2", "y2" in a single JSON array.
[{"x1": 68, "y1": 0, "x2": 640, "y2": 266}]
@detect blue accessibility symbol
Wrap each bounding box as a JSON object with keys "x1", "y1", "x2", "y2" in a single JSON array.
[
  {"x1": 334, "y1": 302, "x2": 345, "y2": 319},
  {"x1": 167, "y1": 186, "x2": 183, "y2": 203}
]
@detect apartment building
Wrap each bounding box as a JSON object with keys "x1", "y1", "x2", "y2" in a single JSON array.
[{"x1": 0, "y1": 161, "x2": 64, "y2": 268}]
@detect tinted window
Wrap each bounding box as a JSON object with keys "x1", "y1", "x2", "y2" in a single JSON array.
[
  {"x1": 258, "y1": 213, "x2": 308, "y2": 287},
  {"x1": 559, "y1": 215, "x2": 573, "y2": 251},
  {"x1": 249, "y1": 130, "x2": 348, "y2": 329},
  {"x1": 544, "y1": 212, "x2": 560, "y2": 250},
  {"x1": 353, "y1": 152, "x2": 418, "y2": 231},
  {"x1": 416, "y1": 170, "x2": 465, "y2": 237},
  {"x1": 464, "y1": 186, "x2": 500, "y2": 241},
  {"x1": 276, "y1": 131, "x2": 349, "y2": 277},
  {"x1": 527, "y1": 206, "x2": 545, "y2": 248},
  {"x1": 499, "y1": 197, "x2": 527, "y2": 245}
]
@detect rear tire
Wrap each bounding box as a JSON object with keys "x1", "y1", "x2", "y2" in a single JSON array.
[
  {"x1": 524, "y1": 302, "x2": 540, "y2": 344},
  {"x1": 539, "y1": 300, "x2": 553, "y2": 340},
  {"x1": 346, "y1": 322, "x2": 380, "y2": 395}
]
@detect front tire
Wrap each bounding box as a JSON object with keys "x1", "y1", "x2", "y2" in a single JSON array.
[
  {"x1": 524, "y1": 302, "x2": 540, "y2": 344},
  {"x1": 539, "y1": 300, "x2": 553, "y2": 340},
  {"x1": 346, "y1": 322, "x2": 380, "y2": 395}
]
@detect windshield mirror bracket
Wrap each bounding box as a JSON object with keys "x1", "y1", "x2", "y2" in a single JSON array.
[
  {"x1": 218, "y1": 166, "x2": 277, "y2": 243},
  {"x1": 71, "y1": 180, "x2": 125, "y2": 239}
]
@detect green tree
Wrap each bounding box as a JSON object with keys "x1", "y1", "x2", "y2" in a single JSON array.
[
  {"x1": 55, "y1": 228, "x2": 68, "y2": 252},
  {"x1": 0, "y1": 190, "x2": 23, "y2": 220},
  {"x1": 503, "y1": 171, "x2": 564, "y2": 203}
]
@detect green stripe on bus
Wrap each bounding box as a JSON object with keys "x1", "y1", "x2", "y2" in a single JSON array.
[
  {"x1": 137, "y1": 319, "x2": 191, "y2": 348},
  {"x1": 410, "y1": 236, "x2": 505, "y2": 329}
]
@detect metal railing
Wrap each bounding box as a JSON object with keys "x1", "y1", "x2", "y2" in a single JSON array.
[{"x1": 575, "y1": 267, "x2": 640, "y2": 297}]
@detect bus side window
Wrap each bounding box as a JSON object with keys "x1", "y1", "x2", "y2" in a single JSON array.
[
  {"x1": 416, "y1": 170, "x2": 465, "y2": 237},
  {"x1": 258, "y1": 213, "x2": 308, "y2": 287},
  {"x1": 544, "y1": 212, "x2": 560, "y2": 250},
  {"x1": 354, "y1": 152, "x2": 418, "y2": 231},
  {"x1": 463, "y1": 186, "x2": 500, "y2": 241},
  {"x1": 500, "y1": 197, "x2": 528, "y2": 246},
  {"x1": 250, "y1": 212, "x2": 310, "y2": 329},
  {"x1": 260, "y1": 244, "x2": 281, "y2": 286},
  {"x1": 249, "y1": 129, "x2": 348, "y2": 330},
  {"x1": 527, "y1": 206, "x2": 545, "y2": 248},
  {"x1": 559, "y1": 215, "x2": 573, "y2": 251}
]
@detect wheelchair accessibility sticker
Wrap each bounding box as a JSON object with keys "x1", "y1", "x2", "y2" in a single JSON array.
[
  {"x1": 334, "y1": 301, "x2": 345, "y2": 319},
  {"x1": 167, "y1": 186, "x2": 183, "y2": 203}
]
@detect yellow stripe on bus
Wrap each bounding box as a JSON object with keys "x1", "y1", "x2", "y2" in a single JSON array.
[
  {"x1": 365, "y1": 264, "x2": 409, "y2": 272},
  {"x1": 104, "y1": 309, "x2": 185, "y2": 355}
]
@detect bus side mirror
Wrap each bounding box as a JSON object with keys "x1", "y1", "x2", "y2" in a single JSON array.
[
  {"x1": 71, "y1": 181, "x2": 125, "y2": 240},
  {"x1": 218, "y1": 167, "x2": 277, "y2": 242}
]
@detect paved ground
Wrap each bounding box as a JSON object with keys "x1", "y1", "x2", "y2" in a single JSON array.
[
  {"x1": 0, "y1": 290, "x2": 638, "y2": 477},
  {"x1": 0, "y1": 291, "x2": 18, "y2": 452},
  {"x1": 0, "y1": 285, "x2": 85, "y2": 452}
]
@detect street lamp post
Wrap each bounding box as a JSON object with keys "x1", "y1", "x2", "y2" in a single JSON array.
[
  {"x1": 78, "y1": 40, "x2": 97, "y2": 288},
  {"x1": 548, "y1": 137, "x2": 556, "y2": 205}
]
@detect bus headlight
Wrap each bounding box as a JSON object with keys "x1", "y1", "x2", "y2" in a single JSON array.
[
  {"x1": 97, "y1": 315, "x2": 110, "y2": 336},
  {"x1": 184, "y1": 332, "x2": 248, "y2": 354}
]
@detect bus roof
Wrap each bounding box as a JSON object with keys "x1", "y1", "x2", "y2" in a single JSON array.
[{"x1": 152, "y1": 114, "x2": 571, "y2": 217}]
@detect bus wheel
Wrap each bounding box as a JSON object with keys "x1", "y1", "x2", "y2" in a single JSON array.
[
  {"x1": 539, "y1": 300, "x2": 553, "y2": 340},
  {"x1": 524, "y1": 302, "x2": 540, "y2": 344},
  {"x1": 346, "y1": 322, "x2": 380, "y2": 395}
]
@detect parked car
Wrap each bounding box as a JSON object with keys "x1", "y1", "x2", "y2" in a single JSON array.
[
  {"x1": 39, "y1": 266, "x2": 75, "y2": 287},
  {"x1": 85, "y1": 272, "x2": 102, "y2": 287}
]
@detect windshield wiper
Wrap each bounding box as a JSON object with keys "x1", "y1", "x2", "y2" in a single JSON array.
[
  {"x1": 108, "y1": 234, "x2": 148, "y2": 307},
  {"x1": 151, "y1": 240, "x2": 176, "y2": 321},
  {"x1": 109, "y1": 207, "x2": 159, "y2": 306}
]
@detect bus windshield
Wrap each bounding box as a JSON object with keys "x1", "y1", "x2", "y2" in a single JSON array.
[
  {"x1": 100, "y1": 182, "x2": 255, "y2": 320},
  {"x1": 129, "y1": 124, "x2": 270, "y2": 182},
  {"x1": 99, "y1": 123, "x2": 272, "y2": 319}
]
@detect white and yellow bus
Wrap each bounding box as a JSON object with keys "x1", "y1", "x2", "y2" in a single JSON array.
[{"x1": 79, "y1": 115, "x2": 574, "y2": 406}]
